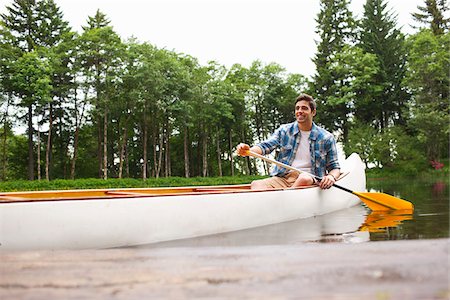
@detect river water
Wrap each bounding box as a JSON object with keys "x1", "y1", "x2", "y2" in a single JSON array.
[{"x1": 149, "y1": 176, "x2": 449, "y2": 247}]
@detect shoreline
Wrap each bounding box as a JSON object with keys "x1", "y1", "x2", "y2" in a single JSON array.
[{"x1": 1, "y1": 238, "x2": 449, "y2": 299}]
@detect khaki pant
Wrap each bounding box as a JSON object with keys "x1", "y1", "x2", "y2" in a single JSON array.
[{"x1": 252, "y1": 172, "x2": 313, "y2": 189}]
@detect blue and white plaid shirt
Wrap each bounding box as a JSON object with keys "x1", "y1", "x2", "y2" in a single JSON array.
[{"x1": 256, "y1": 122, "x2": 340, "y2": 178}]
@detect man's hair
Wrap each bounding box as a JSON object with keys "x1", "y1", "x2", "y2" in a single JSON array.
[{"x1": 295, "y1": 93, "x2": 316, "y2": 111}]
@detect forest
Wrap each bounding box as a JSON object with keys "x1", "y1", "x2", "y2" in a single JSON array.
[{"x1": 0, "y1": 0, "x2": 448, "y2": 181}]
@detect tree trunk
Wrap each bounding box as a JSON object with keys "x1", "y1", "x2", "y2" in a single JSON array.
[
  {"x1": 37, "y1": 124, "x2": 41, "y2": 181},
  {"x1": 255, "y1": 100, "x2": 262, "y2": 141},
  {"x1": 2, "y1": 93, "x2": 11, "y2": 180},
  {"x1": 70, "y1": 89, "x2": 86, "y2": 180},
  {"x1": 2, "y1": 121, "x2": 7, "y2": 180},
  {"x1": 57, "y1": 107, "x2": 68, "y2": 179},
  {"x1": 45, "y1": 102, "x2": 53, "y2": 181},
  {"x1": 183, "y1": 124, "x2": 190, "y2": 178},
  {"x1": 156, "y1": 129, "x2": 163, "y2": 179},
  {"x1": 118, "y1": 124, "x2": 128, "y2": 179},
  {"x1": 103, "y1": 110, "x2": 108, "y2": 180},
  {"x1": 216, "y1": 126, "x2": 222, "y2": 177},
  {"x1": 125, "y1": 142, "x2": 129, "y2": 178},
  {"x1": 202, "y1": 125, "x2": 208, "y2": 177},
  {"x1": 98, "y1": 120, "x2": 102, "y2": 178},
  {"x1": 143, "y1": 111, "x2": 148, "y2": 180},
  {"x1": 63, "y1": 137, "x2": 69, "y2": 179},
  {"x1": 70, "y1": 125, "x2": 80, "y2": 180},
  {"x1": 96, "y1": 66, "x2": 102, "y2": 178},
  {"x1": 27, "y1": 104, "x2": 34, "y2": 180},
  {"x1": 152, "y1": 123, "x2": 157, "y2": 178},
  {"x1": 164, "y1": 117, "x2": 170, "y2": 178},
  {"x1": 228, "y1": 128, "x2": 234, "y2": 176}
]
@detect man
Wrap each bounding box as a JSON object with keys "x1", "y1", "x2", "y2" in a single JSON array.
[{"x1": 236, "y1": 93, "x2": 340, "y2": 190}]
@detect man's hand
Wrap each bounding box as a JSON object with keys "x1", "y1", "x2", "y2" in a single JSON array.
[
  {"x1": 236, "y1": 143, "x2": 250, "y2": 156},
  {"x1": 319, "y1": 174, "x2": 336, "y2": 189}
]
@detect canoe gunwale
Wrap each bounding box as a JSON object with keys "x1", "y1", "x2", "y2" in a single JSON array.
[{"x1": 0, "y1": 184, "x2": 315, "y2": 204}]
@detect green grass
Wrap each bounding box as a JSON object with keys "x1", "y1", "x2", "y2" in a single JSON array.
[
  {"x1": 0, "y1": 175, "x2": 267, "y2": 192},
  {"x1": 1, "y1": 165, "x2": 448, "y2": 192}
]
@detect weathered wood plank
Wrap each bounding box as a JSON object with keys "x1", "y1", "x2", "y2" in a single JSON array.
[{"x1": 0, "y1": 239, "x2": 448, "y2": 299}]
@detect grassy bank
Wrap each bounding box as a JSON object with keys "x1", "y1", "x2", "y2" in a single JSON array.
[
  {"x1": 0, "y1": 176, "x2": 266, "y2": 192},
  {"x1": 0, "y1": 168, "x2": 447, "y2": 192}
]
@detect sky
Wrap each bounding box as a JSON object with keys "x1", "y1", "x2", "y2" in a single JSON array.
[{"x1": 0, "y1": 0, "x2": 425, "y2": 78}]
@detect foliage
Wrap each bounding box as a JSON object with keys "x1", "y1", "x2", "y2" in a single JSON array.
[
  {"x1": 346, "y1": 123, "x2": 427, "y2": 174},
  {"x1": 344, "y1": 121, "x2": 377, "y2": 168},
  {"x1": 0, "y1": 0, "x2": 448, "y2": 181},
  {"x1": 405, "y1": 29, "x2": 450, "y2": 161},
  {"x1": 0, "y1": 128, "x2": 28, "y2": 180}
]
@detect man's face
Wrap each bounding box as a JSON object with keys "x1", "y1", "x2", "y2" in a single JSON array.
[{"x1": 295, "y1": 100, "x2": 316, "y2": 125}]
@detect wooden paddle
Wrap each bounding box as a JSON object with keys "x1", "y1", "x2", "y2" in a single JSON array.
[{"x1": 245, "y1": 150, "x2": 414, "y2": 212}]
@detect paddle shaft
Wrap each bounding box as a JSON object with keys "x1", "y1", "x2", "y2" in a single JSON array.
[{"x1": 248, "y1": 151, "x2": 351, "y2": 192}]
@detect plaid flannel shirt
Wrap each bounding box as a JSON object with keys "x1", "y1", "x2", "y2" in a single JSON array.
[{"x1": 256, "y1": 122, "x2": 340, "y2": 178}]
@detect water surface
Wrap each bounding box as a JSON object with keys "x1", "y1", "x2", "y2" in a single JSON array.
[{"x1": 366, "y1": 176, "x2": 449, "y2": 241}]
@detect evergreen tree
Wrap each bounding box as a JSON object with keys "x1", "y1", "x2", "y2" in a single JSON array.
[
  {"x1": 78, "y1": 10, "x2": 124, "y2": 179},
  {"x1": 1, "y1": 0, "x2": 40, "y2": 179},
  {"x1": 311, "y1": 0, "x2": 356, "y2": 140},
  {"x1": 0, "y1": 0, "x2": 70, "y2": 180},
  {"x1": 359, "y1": 0, "x2": 409, "y2": 131},
  {"x1": 1, "y1": 0, "x2": 38, "y2": 52},
  {"x1": 412, "y1": 0, "x2": 450, "y2": 35},
  {"x1": 35, "y1": 0, "x2": 74, "y2": 180}
]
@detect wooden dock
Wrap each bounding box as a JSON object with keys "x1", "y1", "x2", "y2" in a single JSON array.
[{"x1": 1, "y1": 238, "x2": 448, "y2": 299}]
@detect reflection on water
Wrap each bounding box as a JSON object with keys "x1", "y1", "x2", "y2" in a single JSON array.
[
  {"x1": 359, "y1": 210, "x2": 413, "y2": 233},
  {"x1": 143, "y1": 205, "x2": 371, "y2": 248},
  {"x1": 141, "y1": 205, "x2": 413, "y2": 248},
  {"x1": 139, "y1": 176, "x2": 448, "y2": 247}
]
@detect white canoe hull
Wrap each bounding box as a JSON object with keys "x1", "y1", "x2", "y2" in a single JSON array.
[{"x1": 0, "y1": 153, "x2": 366, "y2": 250}]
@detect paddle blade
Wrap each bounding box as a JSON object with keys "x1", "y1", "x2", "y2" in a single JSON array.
[{"x1": 354, "y1": 191, "x2": 414, "y2": 211}]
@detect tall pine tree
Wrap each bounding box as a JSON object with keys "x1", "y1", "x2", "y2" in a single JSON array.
[
  {"x1": 311, "y1": 0, "x2": 355, "y2": 141},
  {"x1": 78, "y1": 10, "x2": 124, "y2": 179},
  {"x1": 412, "y1": 0, "x2": 449, "y2": 35},
  {"x1": 37, "y1": 0, "x2": 74, "y2": 181},
  {"x1": 1, "y1": 0, "x2": 73, "y2": 180},
  {"x1": 359, "y1": 0, "x2": 409, "y2": 131}
]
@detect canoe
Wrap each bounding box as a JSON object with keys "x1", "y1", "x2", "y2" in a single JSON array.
[{"x1": 0, "y1": 153, "x2": 366, "y2": 250}]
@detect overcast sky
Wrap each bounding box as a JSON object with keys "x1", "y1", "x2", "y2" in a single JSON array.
[{"x1": 1, "y1": 0, "x2": 425, "y2": 78}]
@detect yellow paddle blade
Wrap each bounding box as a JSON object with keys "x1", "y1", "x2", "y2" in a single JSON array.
[
  {"x1": 359, "y1": 210, "x2": 413, "y2": 232},
  {"x1": 353, "y1": 191, "x2": 414, "y2": 211}
]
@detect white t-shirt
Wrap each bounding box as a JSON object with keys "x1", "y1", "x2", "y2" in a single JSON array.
[{"x1": 291, "y1": 130, "x2": 312, "y2": 172}]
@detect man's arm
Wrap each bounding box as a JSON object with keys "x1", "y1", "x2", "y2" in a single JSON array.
[
  {"x1": 328, "y1": 169, "x2": 341, "y2": 181},
  {"x1": 320, "y1": 135, "x2": 340, "y2": 189}
]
